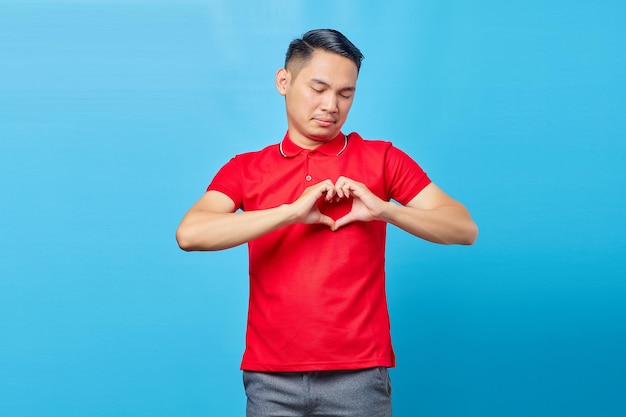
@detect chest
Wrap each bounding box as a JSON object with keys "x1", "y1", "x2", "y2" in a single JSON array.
[{"x1": 240, "y1": 149, "x2": 387, "y2": 210}]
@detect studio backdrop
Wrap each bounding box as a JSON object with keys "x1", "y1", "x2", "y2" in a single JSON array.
[{"x1": 1, "y1": 1, "x2": 625, "y2": 416}]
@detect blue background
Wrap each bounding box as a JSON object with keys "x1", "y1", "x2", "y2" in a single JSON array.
[{"x1": 1, "y1": 1, "x2": 625, "y2": 416}]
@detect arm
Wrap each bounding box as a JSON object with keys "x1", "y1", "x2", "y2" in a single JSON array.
[
  {"x1": 382, "y1": 183, "x2": 478, "y2": 245},
  {"x1": 176, "y1": 180, "x2": 338, "y2": 251},
  {"x1": 333, "y1": 178, "x2": 478, "y2": 245}
]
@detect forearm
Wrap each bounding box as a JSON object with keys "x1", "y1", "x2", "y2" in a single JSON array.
[
  {"x1": 380, "y1": 202, "x2": 478, "y2": 245},
  {"x1": 177, "y1": 181, "x2": 337, "y2": 251},
  {"x1": 176, "y1": 204, "x2": 294, "y2": 251}
]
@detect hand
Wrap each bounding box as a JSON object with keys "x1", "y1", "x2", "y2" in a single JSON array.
[
  {"x1": 289, "y1": 179, "x2": 337, "y2": 229},
  {"x1": 332, "y1": 176, "x2": 386, "y2": 231}
]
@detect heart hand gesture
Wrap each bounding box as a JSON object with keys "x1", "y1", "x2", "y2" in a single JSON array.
[
  {"x1": 290, "y1": 177, "x2": 385, "y2": 231},
  {"x1": 332, "y1": 176, "x2": 385, "y2": 230}
]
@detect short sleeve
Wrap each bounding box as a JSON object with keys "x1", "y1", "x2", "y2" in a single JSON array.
[
  {"x1": 206, "y1": 157, "x2": 243, "y2": 209},
  {"x1": 384, "y1": 145, "x2": 431, "y2": 205}
]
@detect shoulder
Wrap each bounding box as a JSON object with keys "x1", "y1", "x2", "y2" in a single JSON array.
[
  {"x1": 347, "y1": 132, "x2": 413, "y2": 159},
  {"x1": 220, "y1": 143, "x2": 282, "y2": 173},
  {"x1": 347, "y1": 132, "x2": 425, "y2": 172},
  {"x1": 347, "y1": 132, "x2": 393, "y2": 151},
  {"x1": 348, "y1": 131, "x2": 390, "y2": 146},
  {"x1": 232, "y1": 143, "x2": 279, "y2": 162}
]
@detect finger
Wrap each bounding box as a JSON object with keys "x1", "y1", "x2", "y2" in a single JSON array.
[
  {"x1": 335, "y1": 176, "x2": 356, "y2": 186},
  {"x1": 318, "y1": 214, "x2": 335, "y2": 229},
  {"x1": 315, "y1": 179, "x2": 335, "y2": 200},
  {"x1": 334, "y1": 183, "x2": 344, "y2": 199},
  {"x1": 340, "y1": 183, "x2": 354, "y2": 199},
  {"x1": 310, "y1": 181, "x2": 331, "y2": 199},
  {"x1": 324, "y1": 185, "x2": 336, "y2": 201},
  {"x1": 333, "y1": 212, "x2": 355, "y2": 231},
  {"x1": 337, "y1": 183, "x2": 352, "y2": 199},
  {"x1": 334, "y1": 177, "x2": 345, "y2": 198},
  {"x1": 335, "y1": 177, "x2": 357, "y2": 198}
]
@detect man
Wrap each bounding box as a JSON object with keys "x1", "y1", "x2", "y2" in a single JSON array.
[{"x1": 177, "y1": 29, "x2": 478, "y2": 417}]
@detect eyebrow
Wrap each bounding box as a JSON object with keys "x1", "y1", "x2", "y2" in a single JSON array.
[{"x1": 310, "y1": 78, "x2": 356, "y2": 92}]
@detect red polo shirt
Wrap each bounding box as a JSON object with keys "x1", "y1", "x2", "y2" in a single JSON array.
[{"x1": 207, "y1": 131, "x2": 431, "y2": 371}]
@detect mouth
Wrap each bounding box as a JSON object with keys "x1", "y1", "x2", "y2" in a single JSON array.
[{"x1": 312, "y1": 117, "x2": 336, "y2": 127}]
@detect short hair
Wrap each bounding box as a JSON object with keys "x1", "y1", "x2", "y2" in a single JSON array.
[{"x1": 285, "y1": 29, "x2": 364, "y2": 76}]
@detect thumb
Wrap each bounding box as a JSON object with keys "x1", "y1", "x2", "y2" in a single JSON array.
[
  {"x1": 318, "y1": 214, "x2": 336, "y2": 230},
  {"x1": 333, "y1": 212, "x2": 355, "y2": 231}
]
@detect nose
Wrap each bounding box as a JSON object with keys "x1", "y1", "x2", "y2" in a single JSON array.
[{"x1": 321, "y1": 92, "x2": 338, "y2": 113}]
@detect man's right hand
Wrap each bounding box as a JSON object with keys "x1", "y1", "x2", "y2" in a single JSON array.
[{"x1": 288, "y1": 179, "x2": 337, "y2": 229}]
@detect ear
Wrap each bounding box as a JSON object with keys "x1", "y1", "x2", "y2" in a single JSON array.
[{"x1": 275, "y1": 68, "x2": 290, "y2": 96}]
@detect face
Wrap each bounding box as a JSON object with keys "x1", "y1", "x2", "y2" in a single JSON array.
[{"x1": 276, "y1": 49, "x2": 358, "y2": 149}]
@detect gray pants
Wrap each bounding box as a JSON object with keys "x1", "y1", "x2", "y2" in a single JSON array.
[{"x1": 243, "y1": 367, "x2": 392, "y2": 417}]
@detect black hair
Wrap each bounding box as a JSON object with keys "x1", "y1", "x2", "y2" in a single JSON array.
[{"x1": 285, "y1": 29, "x2": 364, "y2": 73}]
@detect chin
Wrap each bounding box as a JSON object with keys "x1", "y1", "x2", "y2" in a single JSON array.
[
  {"x1": 309, "y1": 129, "x2": 340, "y2": 142},
  {"x1": 309, "y1": 135, "x2": 334, "y2": 142}
]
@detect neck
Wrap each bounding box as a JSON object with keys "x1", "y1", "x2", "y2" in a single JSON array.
[{"x1": 288, "y1": 130, "x2": 342, "y2": 150}]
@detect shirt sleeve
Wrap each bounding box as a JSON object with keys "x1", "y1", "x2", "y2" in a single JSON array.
[
  {"x1": 206, "y1": 157, "x2": 243, "y2": 209},
  {"x1": 384, "y1": 145, "x2": 431, "y2": 205}
]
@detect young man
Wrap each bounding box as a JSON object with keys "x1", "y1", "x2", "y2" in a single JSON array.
[{"x1": 177, "y1": 29, "x2": 478, "y2": 417}]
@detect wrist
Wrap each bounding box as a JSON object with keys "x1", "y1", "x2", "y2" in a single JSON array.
[
  {"x1": 279, "y1": 203, "x2": 300, "y2": 226},
  {"x1": 377, "y1": 200, "x2": 399, "y2": 223}
]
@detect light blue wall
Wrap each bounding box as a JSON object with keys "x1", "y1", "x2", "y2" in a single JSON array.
[{"x1": 1, "y1": 1, "x2": 624, "y2": 416}]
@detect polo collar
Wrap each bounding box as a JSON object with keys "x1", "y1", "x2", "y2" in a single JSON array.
[{"x1": 279, "y1": 131, "x2": 349, "y2": 158}]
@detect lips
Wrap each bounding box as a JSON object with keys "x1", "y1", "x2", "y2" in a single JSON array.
[{"x1": 313, "y1": 118, "x2": 336, "y2": 127}]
